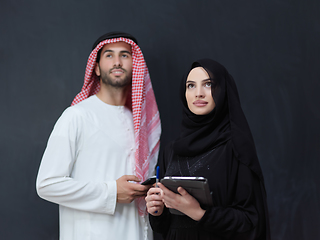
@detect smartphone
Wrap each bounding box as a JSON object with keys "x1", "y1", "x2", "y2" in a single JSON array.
[{"x1": 141, "y1": 176, "x2": 156, "y2": 185}]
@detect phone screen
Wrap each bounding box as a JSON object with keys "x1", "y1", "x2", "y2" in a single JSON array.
[{"x1": 141, "y1": 176, "x2": 156, "y2": 185}]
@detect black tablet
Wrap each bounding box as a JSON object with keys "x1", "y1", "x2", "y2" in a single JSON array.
[{"x1": 160, "y1": 176, "x2": 213, "y2": 215}]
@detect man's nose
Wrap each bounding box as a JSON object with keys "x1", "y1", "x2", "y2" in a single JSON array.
[{"x1": 113, "y1": 56, "x2": 122, "y2": 67}]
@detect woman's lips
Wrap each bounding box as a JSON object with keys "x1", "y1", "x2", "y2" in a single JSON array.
[{"x1": 193, "y1": 100, "x2": 208, "y2": 107}]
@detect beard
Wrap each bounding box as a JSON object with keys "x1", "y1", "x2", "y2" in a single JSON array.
[{"x1": 100, "y1": 67, "x2": 132, "y2": 89}]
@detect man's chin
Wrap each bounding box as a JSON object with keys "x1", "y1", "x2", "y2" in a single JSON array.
[{"x1": 102, "y1": 78, "x2": 131, "y2": 88}]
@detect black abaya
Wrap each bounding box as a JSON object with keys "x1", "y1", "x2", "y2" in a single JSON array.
[
  {"x1": 149, "y1": 59, "x2": 270, "y2": 240},
  {"x1": 150, "y1": 142, "x2": 267, "y2": 240}
]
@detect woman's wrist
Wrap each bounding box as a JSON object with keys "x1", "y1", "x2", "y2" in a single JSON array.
[{"x1": 189, "y1": 207, "x2": 206, "y2": 221}]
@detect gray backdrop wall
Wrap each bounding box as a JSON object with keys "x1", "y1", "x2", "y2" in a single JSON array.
[{"x1": 1, "y1": 0, "x2": 319, "y2": 239}]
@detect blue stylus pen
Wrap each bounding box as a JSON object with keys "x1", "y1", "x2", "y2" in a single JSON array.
[
  {"x1": 155, "y1": 166, "x2": 160, "y2": 188},
  {"x1": 155, "y1": 166, "x2": 160, "y2": 214}
]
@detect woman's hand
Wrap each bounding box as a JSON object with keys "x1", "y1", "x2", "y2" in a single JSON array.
[
  {"x1": 159, "y1": 183, "x2": 206, "y2": 221},
  {"x1": 145, "y1": 186, "x2": 164, "y2": 216}
]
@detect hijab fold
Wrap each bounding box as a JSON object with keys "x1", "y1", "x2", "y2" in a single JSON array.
[{"x1": 173, "y1": 59, "x2": 264, "y2": 182}]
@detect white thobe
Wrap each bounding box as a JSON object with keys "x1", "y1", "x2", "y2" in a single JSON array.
[{"x1": 36, "y1": 95, "x2": 154, "y2": 240}]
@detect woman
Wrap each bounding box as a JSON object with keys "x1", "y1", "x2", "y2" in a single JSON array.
[{"x1": 146, "y1": 59, "x2": 270, "y2": 240}]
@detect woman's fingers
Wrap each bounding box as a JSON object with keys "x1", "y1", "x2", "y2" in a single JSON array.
[
  {"x1": 146, "y1": 187, "x2": 164, "y2": 215},
  {"x1": 147, "y1": 186, "x2": 162, "y2": 196},
  {"x1": 177, "y1": 186, "x2": 187, "y2": 195}
]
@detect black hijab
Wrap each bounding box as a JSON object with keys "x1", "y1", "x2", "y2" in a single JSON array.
[{"x1": 173, "y1": 59, "x2": 264, "y2": 182}]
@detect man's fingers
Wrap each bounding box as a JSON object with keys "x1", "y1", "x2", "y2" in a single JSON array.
[
  {"x1": 123, "y1": 175, "x2": 141, "y2": 182},
  {"x1": 131, "y1": 183, "x2": 150, "y2": 193},
  {"x1": 134, "y1": 191, "x2": 148, "y2": 197},
  {"x1": 116, "y1": 175, "x2": 150, "y2": 203}
]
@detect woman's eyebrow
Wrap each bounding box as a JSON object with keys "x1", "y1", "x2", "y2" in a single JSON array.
[{"x1": 186, "y1": 78, "x2": 211, "y2": 82}]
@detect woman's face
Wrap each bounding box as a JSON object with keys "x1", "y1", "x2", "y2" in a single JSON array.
[{"x1": 185, "y1": 67, "x2": 216, "y2": 115}]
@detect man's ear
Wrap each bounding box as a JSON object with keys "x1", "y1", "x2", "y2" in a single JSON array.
[{"x1": 94, "y1": 63, "x2": 101, "y2": 77}]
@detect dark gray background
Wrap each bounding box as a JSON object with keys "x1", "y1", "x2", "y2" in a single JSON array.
[{"x1": 1, "y1": 0, "x2": 319, "y2": 239}]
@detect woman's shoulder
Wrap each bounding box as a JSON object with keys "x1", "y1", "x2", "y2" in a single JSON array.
[{"x1": 160, "y1": 141, "x2": 175, "y2": 158}]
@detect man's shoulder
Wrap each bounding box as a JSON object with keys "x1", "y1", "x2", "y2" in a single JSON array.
[
  {"x1": 73, "y1": 95, "x2": 97, "y2": 108},
  {"x1": 66, "y1": 96, "x2": 98, "y2": 114},
  {"x1": 58, "y1": 97, "x2": 96, "y2": 121}
]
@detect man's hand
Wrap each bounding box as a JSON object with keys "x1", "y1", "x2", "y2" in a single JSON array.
[{"x1": 116, "y1": 175, "x2": 150, "y2": 203}]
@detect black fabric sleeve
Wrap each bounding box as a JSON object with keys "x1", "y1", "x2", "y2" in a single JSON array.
[
  {"x1": 197, "y1": 161, "x2": 261, "y2": 239},
  {"x1": 149, "y1": 206, "x2": 171, "y2": 238}
]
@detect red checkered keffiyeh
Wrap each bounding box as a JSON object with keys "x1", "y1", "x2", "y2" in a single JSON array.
[{"x1": 71, "y1": 37, "x2": 161, "y2": 216}]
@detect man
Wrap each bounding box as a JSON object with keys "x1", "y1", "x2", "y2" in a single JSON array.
[{"x1": 36, "y1": 32, "x2": 161, "y2": 240}]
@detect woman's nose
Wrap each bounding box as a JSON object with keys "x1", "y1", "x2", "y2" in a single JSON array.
[{"x1": 196, "y1": 87, "x2": 205, "y2": 98}]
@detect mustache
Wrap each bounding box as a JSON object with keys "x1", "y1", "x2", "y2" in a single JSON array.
[{"x1": 109, "y1": 67, "x2": 126, "y2": 73}]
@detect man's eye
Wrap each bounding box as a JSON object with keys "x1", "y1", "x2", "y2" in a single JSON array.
[
  {"x1": 121, "y1": 54, "x2": 129, "y2": 58},
  {"x1": 106, "y1": 54, "x2": 112, "y2": 58}
]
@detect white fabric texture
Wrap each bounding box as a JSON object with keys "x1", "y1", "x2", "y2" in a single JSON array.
[{"x1": 36, "y1": 95, "x2": 154, "y2": 240}]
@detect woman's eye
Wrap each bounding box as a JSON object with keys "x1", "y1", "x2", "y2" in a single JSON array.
[
  {"x1": 205, "y1": 82, "x2": 212, "y2": 87},
  {"x1": 187, "y1": 84, "x2": 195, "y2": 89}
]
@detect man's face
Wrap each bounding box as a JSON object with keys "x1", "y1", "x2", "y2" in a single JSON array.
[{"x1": 95, "y1": 42, "x2": 133, "y2": 88}]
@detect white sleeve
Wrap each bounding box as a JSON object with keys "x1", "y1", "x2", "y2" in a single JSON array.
[{"x1": 36, "y1": 107, "x2": 117, "y2": 215}]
